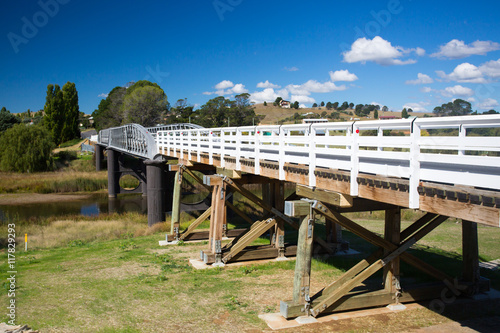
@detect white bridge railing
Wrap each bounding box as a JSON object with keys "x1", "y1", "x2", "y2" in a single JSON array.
[{"x1": 156, "y1": 115, "x2": 500, "y2": 209}]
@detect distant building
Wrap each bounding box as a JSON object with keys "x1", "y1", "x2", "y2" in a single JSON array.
[
  {"x1": 379, "y1": 116, "x2": 398, "y2": 120},
  {"x1": 303, "y1": 118, "x2": 328, "y2": 124},
  {"x1": 280, "y1": 100, "x2": 291, "y2": 108}
]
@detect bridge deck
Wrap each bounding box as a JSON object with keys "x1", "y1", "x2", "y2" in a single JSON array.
[{"x1": 154, "y1": 115, "x2": 500, "y2": 227}]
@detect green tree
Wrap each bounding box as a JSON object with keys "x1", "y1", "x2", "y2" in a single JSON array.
[
  {"x1": 0, "y1": 124, "x2": 54, "y2": 172},
  {"x1": 340, "y1": 101, "x2": 349, "y2": 110},
  {"x1": 167, "y1": 98, "x2": 194, "y2": 124},
  {"x1": 123, "y1": 85, "x2": 168, "y2": 126},
  {"x1": 355, "y1": 104, "x2": 364, "y2": 116},
  {"x1": 196, "y1": 96, "x2": 232, "y2": 127},
  {"x1": 382, "y1": 106, "x2": 389, "y2": 112},
  {"x1": 374, "y1": 109, "x2": 379, "y2": 119},
  {"x1": 312, "y1": 103, "x2": 318, "y2": 108},
  {"x1": 44, "y1": 84, "x2": 65, "y2": 145},
  {"x1": 61, "y1": 82, "x2": 80, "y2": 142},
  {"x1": 401, "y1": 108, "x2": 408, "y2": 119},
  {"x1": 326, "y1": 102, "x2": 332, "y2": 110},
  {"x1": 433, "y1": 99, "x2": 472, "y2": 117},
  {"x1": 332, "y1": 102, "x2": 339, "y2": 110},
  {"x1": 0, "y1": 107, "x2": 20, "y2": 134},
  {"x1": 349, "y1": 103, "x2": 354, "y2": 109},
  {"x1": 92, "y1": 86, "x2": 127, "y2": 131},
  {"x1": 320, "y1": 101, "x2": 325, "y2": 107},
  {"x1": 292, "y1": 101, "x2": 300, "y2": 109},
  {"x1": 321, "y1": 111, "x2": 327, "y2": 117},
  {"x1": 274, "y1": 97, "x2": 283, "y2": 107},
  {"x1": 263, "y1": 101, "x2": 267, "y2": 107}
]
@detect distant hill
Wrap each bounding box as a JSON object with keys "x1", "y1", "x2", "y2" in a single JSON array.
[{"x1": 253, "y1": 103, "x2": 434, "y2": 125}]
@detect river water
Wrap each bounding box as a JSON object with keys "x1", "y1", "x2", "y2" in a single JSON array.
[{"x1": 0, "y1": 194, "x2": 148, "y2": 222}]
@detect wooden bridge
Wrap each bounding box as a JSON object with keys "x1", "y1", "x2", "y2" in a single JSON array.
[{"x1": 95, "y1": 115, "x2": 500, "y2": 319}]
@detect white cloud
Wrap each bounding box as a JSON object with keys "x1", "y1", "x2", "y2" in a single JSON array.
[
  {"x1": 286, "y1": 80, "x2": 346, "y2": 96},
  {"x1": 257, "y1": 80, "x2": 281, "y2": 89},
  {"x1": 98, "y1": 93, "x2": 108, "y2": 98},
  {"x1": 467, "y1": 97, "x2": 476, "y2": 103},
  {"x1": 342, "y1": 36, "x2": 423, "y2": 65},
  {"x1": 403, "y1": 102, "x2": 430, "y2": 112},
  {"x1": 250, "y1": 88, "x2": 282, "y2": 104},
  {"x1": 284, "y1": 66, "x2": 299, "y2": 72},
  {"x1": 441, "y1": 85, "x2": 474, "y2": 97},
  {"x1": 477, "y1": 98, "x2": 499, "y2": 110},
  {"x1": 231, "y1": 83, "x2": 248, "y2": 94},
  {"x1": 479, "y1": 58, "x2": 500, "y2": 78},
  {"x1": 215, "y1": 80, "x2": 234, "y2": 90},
  {"x1": 329, "y1": 70, "x2": 358, "y2": 82},
  {"x1": 431, "y1": 39, "x2": 500, "y2": 59},
  {"x1": 204, "y1": 80, "x2": 248, "y2": 95},
  {"x1": 436, "y1": 63, "x2": 487, "y2": 83},
  {"x1": 370, "y1": 102, "x2": 383, "y2": 108},
  {"x1": 420, "y1": 87, "x2": 433, "y2": 93},
  {"x1": 291, "y1": 95, "x2": 316, "y2": 104},
  {"x1": 406, "y1": 73, "x2": 434, "y2": 85},
  {"x1": 299, "y1": 104, "x2": 307, "y2": 109}
]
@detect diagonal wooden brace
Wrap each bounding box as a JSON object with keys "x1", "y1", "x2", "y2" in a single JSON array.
[
  {"x1": 312, "y1": 202, "x2": 453, "y2": 284},
  {"x1": 225, "y1": 178, "x2": 334, "y2": 254},
  {"x1": 309, "y1": 214, "x2": 446, "y2": 317}
]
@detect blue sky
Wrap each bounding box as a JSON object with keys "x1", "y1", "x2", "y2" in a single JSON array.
[{"x1": 1, "y1": 0, "x2": 500, "y2": 114}]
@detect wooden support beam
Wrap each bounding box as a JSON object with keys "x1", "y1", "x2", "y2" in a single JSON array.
[
  {"x1": 168, "y1": 228, "x2": 247, "y2": 242},
  {"x1": 222, "y1": 218, "x2": 277, "y2": 263},
  {"x1": 297, "y1": 185, "x2": 353, "y2": 207},
  {"x1": 182, "y1": 166, "x2": 211, "y2": 192},
  {"x1": 226, "y1": 201, "x2": 254, "y2": 225},
  {"x1": 312, "y1": 202, "x2": 454, "y2": 283},
  {"x1": 462, "y1": 220, "x2": 481, "y2": 296},
  {"x1": 400, "y1": 213, "x2": 437, "y2": 241},
  {"x1": 225, "y1": 179, "x2": 334, "y2": 254},
  {"x1": 170, "y1": 170, "x2": 182, "y2": 239},
  {"x1": 384, "y1": 208, "x2": 401, "y2": 295},
  {"x1": 203, "y1": 244, "x2": 299, "y2": 264},
  {"x1": 285, "y1": 200, "x2": 311, "y2": 217},
  {"x1": 293, "y1": 215, "x2": 315, "y2": 305},
  {"x1": 178, "y1": 208, "x2": 211, "y2": 241},
  {"x1": 217, "y1": 167, "x2": 242, "y2": 179},
  {"x1": 274, "y1": 181, "x2": 286, "y2": 257}
]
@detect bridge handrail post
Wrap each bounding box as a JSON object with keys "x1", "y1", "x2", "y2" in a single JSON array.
[
  {"x1": 377, "y1": 126, "x2": 383, "y2": 152},
  {"x1": 255, "y1": 127, "x2": 260, "y2": 175},
  {"x1": 209, "y1": 130, "x2": 214, "y2": 165},
  {"x1": 236, "y1": 128, "x2": 242, "y2": 170},
  {"x1": 350, "y1": 123, "x2": 359, "y2": 196},
  {"x1": 409, "y1": 119, "x2": 421, "y2": 209},
  {"x1": 308, "y1": 125, "x2": 316, "y2": 187},
  {"x1": 278, "y1": 126, "x2": 285, "y2": 180},
  {"x1": 221, "y1": 129, "x2": 226, "y2": 168}
]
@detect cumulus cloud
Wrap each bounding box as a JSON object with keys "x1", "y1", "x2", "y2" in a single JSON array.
[
  {"x1": 403, "y1": 102, "x2": 430, "y2": 112},
  {"x1": 291, "y1": 95, "x2": 316, "y2": 104},
  {"x1": 420, "y1": 87, "x2": 433, "y2": 93},
  {"x1": 284, "y1": 66, "x2": 299, "y2": 72},
  {"x1": 98, "y1": 93, "x2": 108, "y2": 98},
  {"x1": 342, "y1": 36, "x2": 423, "y2": 65},
  {"x1": 436, "y1": 63, "x2": 487, "y2": 83},
  {"x1": 204, "y1": 80, "x2": 248, "y2": 95},
  {"x1": 406, "y1": 73, "x2": 434, "y2": 85},
  {"x1": 441, "y1": 85, "x2": 474, "y2": 97},
  {"x1": 477, "y1": 98, "x2": 499, "y2": 110},
  {"x1": 431, "y1": 39, "x2": 500, "y2": 59},
  {"x1": 257, "y1": 80, "x2": 281, "y2": 89},
  {"x1": 479, "y1": 58, "x2": 500, "y2": 78},
  {"x1": 215, "y1": 80, "x2": 234, "y2": 90},
  {"x1": 250, "y1": 88, "x2": 287, "y2": 104},
  {"x1": 329, "y1": 69, "x2": 358, "y2": 82}
]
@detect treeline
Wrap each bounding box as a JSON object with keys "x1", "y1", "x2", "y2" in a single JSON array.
[{"x1": 0, "y1": 81, "x2": 82, "y2": 172}]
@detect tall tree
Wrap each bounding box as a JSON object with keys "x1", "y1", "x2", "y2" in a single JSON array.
[
  {"x1": 123, "y1": 85, "x2": 168, "y2": 127},
  {"x1": 340, "y1": 101, "x2": 349, "y2": 110},
  {"x1": 326, "y1": 102, "x2": 332, "y2": 110},
  {"x1": 320, "y1": 101, "x2": 325, "y2": 107},
  {"x1": 61, "y1": 82, "x2": 80, "y2": 142},
  {"x1": 401, "y1": 108, "x2": 408, "y2": 119},
  {"x1": 44, "y1": 84, "x2": 65, "y2": 145},
  {"x1": 167, "y1": 98, "x2": 194, "y2": 124},
  {"x1": 0, "y1": 107, "x2": 20, "y2": 134},
  {"x1": 332, "y1": 102, "x2": 339, "y2": 110},
  {"x1": 382, "y1": 105, "x2": 389, "y2": 112},
  {"x1": 293, "y1": 101, "x2": 300, "y2": 109},
  {"x1": 374, "y1": 109, "x2": 379, "y2": 119},
  {"x1": 312, "y1": 103, "x2": 318, "y2": 108},
  {"x1": 433, "y1": 99, "x2": 472, "y2": 117},
  {"x1": 274, "y1": 97, "x2": 283, "y2": 107}
]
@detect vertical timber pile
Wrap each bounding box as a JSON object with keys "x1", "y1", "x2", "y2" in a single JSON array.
[
  {"x1": 462, "y1": 220, "x2": 481, "y2": 295},
  {"x1": 384, "y1": 208, "x2": 402, "y2": 302},
  {"x1": 170, "y1": 170, "x2": 182, "y2": 239},
  {"x1": 95, "y1": 144, "x2": 104, "y2": 171},
  {"x1": 107, "y1": 149, "x2": 120, "y2": 198},
  {"x1": 145, "y1": 160, "x2": 166, "y2": 227}
]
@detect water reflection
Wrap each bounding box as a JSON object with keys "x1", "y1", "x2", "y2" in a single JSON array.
[{"x1": 0, "y1": 194, "x2": 148, "y2": 222}]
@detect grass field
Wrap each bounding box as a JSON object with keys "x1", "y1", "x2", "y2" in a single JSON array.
[{"x1": 1, "y1": 214, "x2": 500, "y2": 332}]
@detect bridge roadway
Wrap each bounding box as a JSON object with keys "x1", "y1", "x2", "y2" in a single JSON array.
[{"x1": 96, "y1": 115, "x2": 500, "y2": 318}]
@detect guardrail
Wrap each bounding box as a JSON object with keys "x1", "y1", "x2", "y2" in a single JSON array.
[{"x1": 156, "y1": 115, "x2": 500, "y2": 209}]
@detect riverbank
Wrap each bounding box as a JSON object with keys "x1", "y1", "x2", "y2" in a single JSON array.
[
  {"x1": 2, "y1": 219, "x2": 500, "y2": 332},
  {"x1": 0, "y1": 193, "x2": 93, "y2": 205}
]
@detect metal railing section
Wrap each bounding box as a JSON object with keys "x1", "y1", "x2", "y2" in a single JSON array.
[{"x1": 156, "y1": 115, "x2": 500, "y2": 209}]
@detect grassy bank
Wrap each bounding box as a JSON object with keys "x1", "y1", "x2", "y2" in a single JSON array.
[{"x1": 1, "y1": 215, "x2": 500, "y2": 332}]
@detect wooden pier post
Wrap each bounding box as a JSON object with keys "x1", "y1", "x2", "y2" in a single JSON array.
[
  {"x1": 462, "y1": 220, "x2": 480, "y2": 295},
  {"x1": 170, "y1": 170, "x2": 182, "y2": 239},
  {"x1": 384, "y1": 208, "x2": 401, "y2": 296}
]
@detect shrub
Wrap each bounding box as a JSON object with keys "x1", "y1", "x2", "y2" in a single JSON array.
[{"x1": 0, "y1": 124, "x2": 54, "y2": 172}]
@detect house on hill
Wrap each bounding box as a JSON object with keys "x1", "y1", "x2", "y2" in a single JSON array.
[{"x1": 280, "y1": 100, "x2": 291, "y2": 108}]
